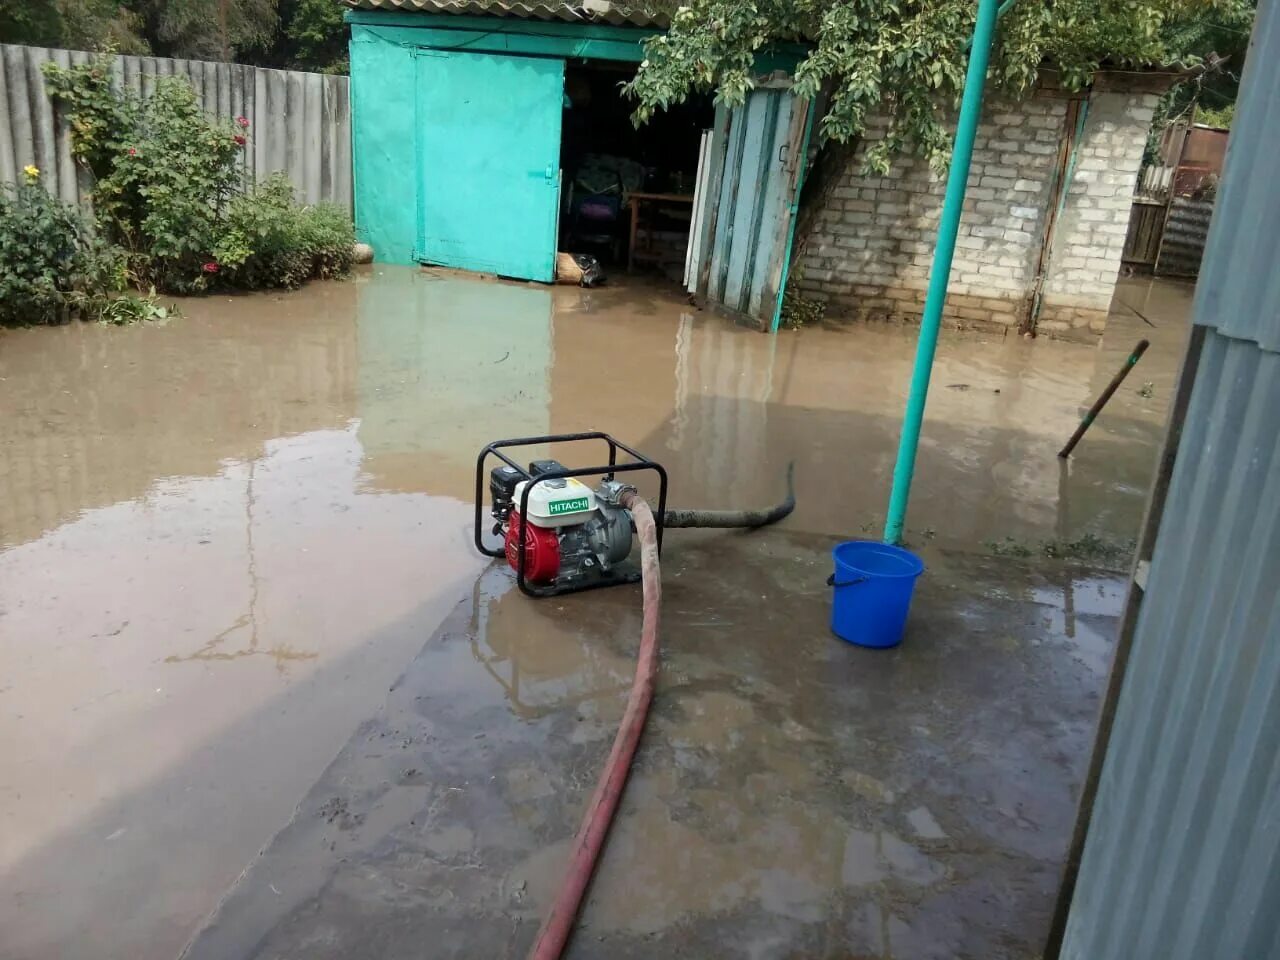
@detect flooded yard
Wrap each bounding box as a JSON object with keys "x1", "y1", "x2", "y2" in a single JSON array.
[{"x1": 0, "y1": 267, "x2": 1191, "y2": 959}]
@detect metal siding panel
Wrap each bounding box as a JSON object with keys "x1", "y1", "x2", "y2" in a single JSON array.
[
  {"x1": 5, "y1": 47, "x2": 35, "y2": 176},
  {"x1": 0, "y1": 47, "x2": 15, "y2": 186},
  {"x1": 693, "y1": 103, "x2": 728, "y2": 299},
  {"x1": 683, "y1": 129, "x2": 709, "y2": 292},
  {"x1": 48, "y1": 48, "x2": 76, "y2": 205},
  {"x1": 266, "y1": 69, "x2": 289, "y2": 178},
  {"x1": 1062, "y1": 336, "x2": 1280, "y2": 960},
  {"x1": 335, "y1": 77, "x2": 353, "y2": 211},
  {"x1": 139, "y1": 55, "x2": 156, "y2": 98},
  {"x1": 1155, "y1": 196, "x2": 1213, "y2": 277},
  {"x1": 252, "y1": 67, "x2": 269, "y2": 187},
  {"x1": 708, "y1": 107, "x2": 745, "y2": 304},
  {"x1": 722, "y1": 92, "x2": 771, "y2": 312},
  {"x1": 1061, "y1": 7, "x2": 1280, "y2": 950},
  {"x1": 304, "y1": 72, "x2": 324, "y2": 204},
  {"x1": 120, "y1": 51, "x2": 138, "y2": 94},
  {"x1": 217, "y1": 60, "x2": 233, "y2": 120},
  {"x1": 746, "y1": 91, "x2": 794, "y2": 318},
  {"x1": 28, "y1": 48, "x2": 57, "y2": 188},
  {"x1": 702, "y1": 88, "x2": 804, "y2": 326},
  {"x1": 1192, "y1": 0, "x2": 1280, "y2": 352},
  {"x1": 350, "y1": 26, "x2": 418, "y2": 261}
]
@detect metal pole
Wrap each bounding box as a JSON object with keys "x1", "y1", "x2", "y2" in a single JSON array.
[
  {"x1": 883, "y1": 0, "x2": 1000, "y2": 545},
  {"x1": 1057, "y1": 339, "x2": 1150, "y2": 458}
]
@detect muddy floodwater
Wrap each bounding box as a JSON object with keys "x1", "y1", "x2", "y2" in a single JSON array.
[{"x1": 0, "y1": 267, "x2": 1190, "y2": 959}]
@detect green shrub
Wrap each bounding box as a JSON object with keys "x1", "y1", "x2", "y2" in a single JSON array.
[
  {"x1": 45, "y1": 59, "x2": 244, "y2": 291},
  {"x1": 0, "y1": 169, "x2": 125, "y2": 326},
  {"x1": 215, "y1": 174, "x2": 355, "y2": 289},
  {"x1": 42, "y1": 57, "x2": 354, "y2": 296}
]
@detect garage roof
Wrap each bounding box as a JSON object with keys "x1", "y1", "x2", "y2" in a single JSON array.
[{"x1": 341, "y1": 0, "x2": 669, "y2": 29}]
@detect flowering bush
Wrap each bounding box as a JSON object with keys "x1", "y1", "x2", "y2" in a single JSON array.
[
  {"x1": 41, "y1": 56, "x2": 354, "y2": 295},
  {"x1": 0, "y1": 168, "x2": 124, "y2": 326}
]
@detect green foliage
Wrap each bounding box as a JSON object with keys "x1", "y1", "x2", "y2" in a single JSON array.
[
  {"x1": 780, "y1": 285, "x2": 825, "y2": 329},
  {"x1": 59, "y1": 0, "x2": 151, "y2": 54},
  {"x1": 1194, "y1": 103, "x2": 1234, "y2": 129},
  {"x1": 41, "y1": 56, "x2": 354, "y2": 297},
  {"x1": 96, "y1": 289, "x2": 177, "y2": 324},
  {"x1": 0, "y1": 0, "x2": 150, "y2": 53},
  {"x1": 215, "y1": 174, "x2": 355, "y2": 288},
  {"x1": 45, "y1": 57, "x2": 245, "y2": 290},
  {"x1": 2, "y1": 0, "x2": 347, "y2": 75},
  {"x1": 0, "y1": 0, "x2": 65, "y2": 47},
  {"x1": 0, "y1": 171, "x2": 126, "y2": 327},
  {"x1": 136, "y1": 0, "x2": 278, "y2": 61},
  {"x1": 283, "y1": 0, "x2": 349, "y2": 73},
  {"x1": 628, "y1": 0, "x2": 1254, "y2": 174}
]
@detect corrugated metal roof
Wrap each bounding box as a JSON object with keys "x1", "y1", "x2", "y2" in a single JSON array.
[
  {"x1": 1190, "y1": 0, "x2": 1280, "y2": 353},
  {"x1": 342, "y1": 0, "x2": 668, "y2": 29}
]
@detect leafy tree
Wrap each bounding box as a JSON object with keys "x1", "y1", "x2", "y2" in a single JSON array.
[
  {"x1": 0, "y1": 0, "x2": 147, "y2": 52},
  {"x1": 282, "y1": 0, "x2": 348, "y2": 72},
  {"x1": 1158, "y1": 0, "x2": 1254, "y2": 129},
  {"x1": 626, "y1": 0, "x2": 1254, "y2": 173},
  {"x1": 58, "y1": 0, "x2": 150, "y2": 53},
  {"x1": 134, "y1": 0, "x2": 279, "y2": 61},
  {"x1": 0, "y1": 0, "x2": 65, "y2": 47}
]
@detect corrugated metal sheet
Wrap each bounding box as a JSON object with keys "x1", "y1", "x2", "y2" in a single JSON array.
[
  {"x1": 698, "y1": 87, "x2": 808, "y2": 327},
  {"x1": 1059, "y1": 333, "x2": 1280, "y2": 960},
  {"x1": 342, "y1": 0, "x2": 668, "y2": 28},
  {"x1": 0, "y1": 44, "x2": 351, "y2": 211},
  {"x1": 1154, "y1": 196, "x2": 1213, "y2": 278},
  {"x1": 1060, "y1": 2, "x2": 1280, "y2": 957},
  {"x1": 1191, "y1": 0, "x2": 1280, "y2": 353}
]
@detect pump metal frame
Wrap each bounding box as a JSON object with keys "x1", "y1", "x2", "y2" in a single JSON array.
[{"x1": 474, "y1": 432, "x2": 668, "y2": 598}]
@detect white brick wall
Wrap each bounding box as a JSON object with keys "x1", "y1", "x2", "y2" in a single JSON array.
[
  {"x1": 794, "y1": 85, "x2": 1156, "y2": 336},
  {"x1": 1038, "y1": 91, "x2": 1158, "y2": 332}
]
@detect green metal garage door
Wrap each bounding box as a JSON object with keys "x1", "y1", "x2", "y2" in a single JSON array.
[{"x1": 414, "y1": 50, "x2": 564, "y2": 282}]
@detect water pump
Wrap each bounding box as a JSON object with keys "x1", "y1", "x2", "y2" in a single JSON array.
[
  {"x1": 476, "y1": 432, "x2": 795, "y2": 598},
  {"x1": 475, "y1": 433, "x2": 667, "y2": 597}
]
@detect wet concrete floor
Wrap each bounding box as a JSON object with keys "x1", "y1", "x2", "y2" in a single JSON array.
[{"x1": 0, "y1": 268, "x2": 1192, "y2": 959}]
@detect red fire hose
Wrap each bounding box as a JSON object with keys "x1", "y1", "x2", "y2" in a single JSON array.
[{"x1": 527, "y1": 491, "x2": 661, "y2": 960}]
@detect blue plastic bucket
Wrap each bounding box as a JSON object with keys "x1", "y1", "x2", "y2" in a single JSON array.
[{"x1": 828, "y1": 541, "x2": 924, "y2": 649}]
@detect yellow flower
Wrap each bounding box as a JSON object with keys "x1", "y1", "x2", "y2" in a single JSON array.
[{"x1": 22, "y1": 164, "x2": 39, "y2": 180}]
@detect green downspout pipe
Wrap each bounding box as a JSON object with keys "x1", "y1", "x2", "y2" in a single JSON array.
[
  {"x1": 882, "y1": 0, "x2": 1001, "y2": 545},
  {"x1": 770, "y1": 100, "x2": 818, "y2": 333}
]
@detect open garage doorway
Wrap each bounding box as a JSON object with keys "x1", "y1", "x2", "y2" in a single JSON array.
[{"x1": 559, "y1": 60, "x2": 715, "y2": 285}]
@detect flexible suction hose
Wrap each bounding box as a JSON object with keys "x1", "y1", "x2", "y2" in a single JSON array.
[
  {"x1": 662, "y1": 461, "x2": 796, "y2": 529},
  {"x1": 527, "y1": 491, "x2": 661, "y2": 960}
]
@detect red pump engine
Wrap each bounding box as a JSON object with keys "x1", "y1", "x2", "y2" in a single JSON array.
[
  {"x1": 489, "y1": 459, "x2": 635, "y2": 588},
  {"x1": 503, "y1": 511, "x2": 560, "y2": 583}
]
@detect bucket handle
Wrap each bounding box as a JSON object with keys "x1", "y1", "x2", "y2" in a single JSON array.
[{"x1": 827, "y1": 573, "x2": 869, "y2": 589}]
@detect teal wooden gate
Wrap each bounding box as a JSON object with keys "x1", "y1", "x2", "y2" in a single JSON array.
[
  {"x1": 414, "y1": 50, "x2": 564, "y2": 282},
  {"x1": 691, "y1": 85, "x2": 813, "y2": 331}
]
